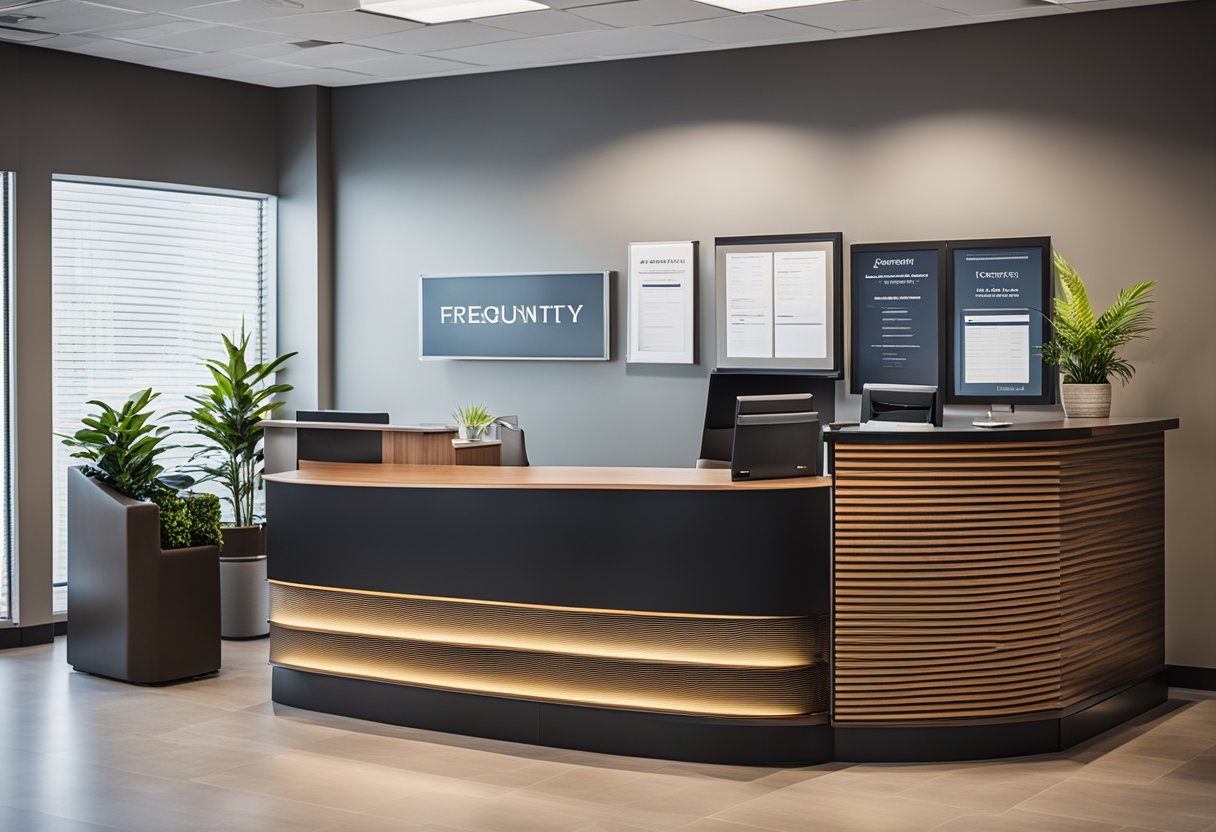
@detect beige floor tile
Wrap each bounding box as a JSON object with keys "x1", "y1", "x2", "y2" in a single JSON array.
[
  {"x1": 712, "y1": 788, "x2": 966, "y2": 832},
  {"x1": 366, "y1": 790, "x2": 597, "y2": 832},
  {"x1": 1014, "y1": 778, "x2": 1216, "y2": 831},
  {"x1": 1068, "y1": 752, "x2": 1185, "y2": 784},
  {"x1": 929, "y1": 810, "x2": 1122, "y2": 831}
]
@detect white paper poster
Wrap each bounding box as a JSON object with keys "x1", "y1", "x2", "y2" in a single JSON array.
[
  {"x1": 963, "y1": 313, "x2": 1031, "y2": 384},
  {"x1": 773, "y1": 250, "x2": 827, "y2": 359},
  {"x1": 628, "y1": 241, "x2": 695, "y2": 364},
  {"x1": 725, "y1": 252, "x2": 775, "y2": 359}
]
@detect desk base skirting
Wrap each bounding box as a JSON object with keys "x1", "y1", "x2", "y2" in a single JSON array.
[
  {"x1": 272, "y1": 668, "x2": 1167, "y2": 766},
  {"x1": 271, "y1": 667, "x2": 833, "y2": 766}
]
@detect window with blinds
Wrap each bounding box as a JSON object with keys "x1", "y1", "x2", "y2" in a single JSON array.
[
  {"x1": 51, "y1": 179, "x2": 272, "y2": 613},
  {"x1": 1, "y1": 172, "x2": 11, "y2": 623}
]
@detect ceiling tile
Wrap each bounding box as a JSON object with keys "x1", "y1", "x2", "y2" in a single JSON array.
[
  {"x1": 151, "y1": 49, "x2": 259, "y2": 70},
  {"x1": 255, "y1": 65, "x2": 376, "y2": 86},
  {"x1": 662, "y1": 12, "x2": 831, "y2": 43},
  {"x1": 67, "y1": 36, "x2": 192, "y2": 61},
  {"x1": 425, "y1": 34, "x2": 583, "y2": 65},
  {"x1": 85, "y1": 13, "x2": 211, "y2": 42},
  {"x1": 0, "y1": 25, "x2": 57, "y2": 41},
  {"x1": 535, "y1": 24, "x2": 710, "y2": 57},
  {"x1": 337, "y1": 50, "x2": 474, "y2": 76},
  {"x1": 5, "y1": 0, "x2": 147, "y2": 35},
  {"x1": 924, "y1": 0, "x2": 1066, "y2": 13},
  {"x1": 194, "y1": 58, "x2": 307, "y2": 78},
  {"x1": 477, "y1": 9, "x2": 612, "y2": 35},
  {"x1": 354, "y1": 20, "x2": 526, "y2": 54},
  {"x1": 770, "y1": 0, "x2": 967, "y2": 32},
  {"x1": 172, "y1": 0, "x2": 358, "y2": 23},
  {"x1": 135, "y1": 23, "x2": 291, "y2": 50},
  {"x1": 569, "y1": 0, "x2": 732, "y2": 27},
  {"x1": 272, "y1": 40, "x2": 395, "y2": 66},
  {"x1": 545, "y1": 0, "x2": 634, "y2": 7},
  {"x1": 238, "y1": 10, "x2": 419, "y2": 40},
  {"x1": 87, "y1": 0, "x2": 225, "y2": 11}
]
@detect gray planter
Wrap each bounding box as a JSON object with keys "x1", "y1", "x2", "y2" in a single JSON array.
[
  {"x1": 1061, "y1": 383, "x2": 1112, "y2": 418},
  {"x1": 220, "y1": 525, "x2": 269, "y2": 639}
]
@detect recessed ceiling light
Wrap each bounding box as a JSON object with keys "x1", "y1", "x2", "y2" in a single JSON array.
[
  {"x1": 359, "y1": 0, "x2": 549, "y2": 25},
  {"x1": 692, "y1": 0, "x2": 851, "y2": 13}
]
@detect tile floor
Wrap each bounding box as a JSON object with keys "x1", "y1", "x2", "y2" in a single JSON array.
[{"x1": 0, "y1": 638, "x2": 1213, "y2": 832}]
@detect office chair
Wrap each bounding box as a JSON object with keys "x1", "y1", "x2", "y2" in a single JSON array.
[{"x1": 496, "y1": 418, "x2": 530, "y2": 467}]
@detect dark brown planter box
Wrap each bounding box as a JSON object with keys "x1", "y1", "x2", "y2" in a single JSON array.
[{"x1": 66, "y1": 467, "x2": 220, "y2": 684}]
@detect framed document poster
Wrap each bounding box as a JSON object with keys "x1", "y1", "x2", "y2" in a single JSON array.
[
  {"x1": 714, "y1": 232, "x2": 843, "y2": 376},
  {"x1": 627, "y1": 241, "x2": 696, "y2": 364}
]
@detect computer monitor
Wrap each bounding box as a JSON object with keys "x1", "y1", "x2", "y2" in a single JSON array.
[
  {"x1": 860, "y1": 384, "x2": 941, "y2": 427},
  {"x1": 730, "y1": 394, "x2": 822, "y2": 482},
  {"x1": 699, "y1": 372, "x2": 836, "y2": 466}
]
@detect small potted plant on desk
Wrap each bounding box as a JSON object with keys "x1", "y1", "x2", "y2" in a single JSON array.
[
  {"x1": 180, "y1": 329, "x2": 296, "y2": 639},
  {"x1": 1041, "y1": 252, "x2": 1157, "y2": 418},
  {"x1": 452, "y1": 402, "x2": 495, "y2": 441}
]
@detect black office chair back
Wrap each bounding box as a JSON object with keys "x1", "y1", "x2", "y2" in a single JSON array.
[{"x1": 296, "y1": 410, "x2": 391, "y2": 465}]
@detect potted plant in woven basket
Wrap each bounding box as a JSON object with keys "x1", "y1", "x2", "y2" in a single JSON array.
[
  {"x1": 180, "y1": 328, "x2": 296, "y2": 638},
  {"x1": 1041, "y1": 252, "x2": 1157, "y2": 418}
]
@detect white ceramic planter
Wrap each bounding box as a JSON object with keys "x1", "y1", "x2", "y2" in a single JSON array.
[
  {"x1": 1061, "y1": 383, "x2": 1112, "y2": 418},
  {"x1": 458, "y1": 425, "x2": 486, "y2": 441}
]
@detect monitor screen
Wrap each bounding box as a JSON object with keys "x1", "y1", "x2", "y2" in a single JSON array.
[
  {"x1": 947, "y1": 238, "x2": 1054, "y2": 405},
  {"x1": 850, "y1": 243, "x2": 946, "y2": 394}
]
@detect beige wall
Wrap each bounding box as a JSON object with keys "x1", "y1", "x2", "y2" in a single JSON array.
[{"x1": 331, "y1": 2, "x2": 1215, "y2": 668}]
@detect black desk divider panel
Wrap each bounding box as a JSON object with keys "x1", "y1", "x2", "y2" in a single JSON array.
[{"x1": 295, "y1": 410, "x2": 390, "y2": 465}]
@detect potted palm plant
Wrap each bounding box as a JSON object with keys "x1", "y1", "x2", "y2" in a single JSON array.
[
  {"x1": 1041, "y1": 252, "x2": 1157, "y2": 418},
  {"x1": 452, "y1": 402, "x2": 495, "y2": 441},
  {"x1": 181, "y1": 329, "x2": 295, "y2": 639}
]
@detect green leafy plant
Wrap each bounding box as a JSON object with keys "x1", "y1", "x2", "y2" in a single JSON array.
[
  {"x1": 59, "y1": 388, "x2": 188, "y2": 500},
  {"x1": 1040, "y1": 252, "x2": 1157, "y2": 386},
  {"x1": 452, "y1": 402, "x2": 494, "y2": 437},
  {"x1": 149, "y1": 491, "x2": 223, "y2": 551},
  {"x1": 180, "y1": 328, "x2": 296, "y2": 527}
]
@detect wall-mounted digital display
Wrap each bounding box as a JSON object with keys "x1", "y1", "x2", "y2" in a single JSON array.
[
  {"x1": 849, "y1": 242, "x2": 945, "y2": 394},
  {"x1": 947, "y1": 238, "x2": 1054, "y2": 404},
  {"x1": 714, "y1": 233, "x2": 843, "y2": 376},
  {"x1": 419, "y1": 272, "x2": 610, "y2": 360}
]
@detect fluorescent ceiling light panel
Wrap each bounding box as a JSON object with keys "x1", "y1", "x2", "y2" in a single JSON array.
[
  {"x1": 692, "y1": 0, "x2": 850, "y2": 13},
  {"x1": 361, "y1": 0, "x2": 549, "y2": 24}
]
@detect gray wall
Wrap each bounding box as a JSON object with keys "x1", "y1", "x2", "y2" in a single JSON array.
[
  {"x1": 0, "y1": 43, "x2": 280, "y2": 629},
  {"x1": 331, "y1": 1, "x2": 1216, "y2": 669}
]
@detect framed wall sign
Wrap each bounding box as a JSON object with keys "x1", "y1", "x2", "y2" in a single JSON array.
[
  {"x1": 946, "y1": 237, "x2": 1055, "y2": 404},
  {"x1": 627, "y1": 241, "x2": 696, "y2": 365},
  {"x1": 714, "y1": 232, "x2": 843, "y2": 376},
  {"x1": 419, "y1": 271, "x2": 610, "y2": 360},
  {"x1": 849, "y1": 241, "x2": 947, "y2": 394}
]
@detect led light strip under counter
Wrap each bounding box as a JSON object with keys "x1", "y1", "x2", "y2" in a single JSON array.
[{"x1": 268, "y1": 581, "x2": 829, "y2": 718}]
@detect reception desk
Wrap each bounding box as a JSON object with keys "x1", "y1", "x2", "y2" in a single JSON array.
[
  {"x1": 264, "y1": 463, "x2": 834, "y2": 765},
  {"x1": 826, "y1": 416, "x2": 1178, "y2": 761},
  {"x1": 264, "y1": 416, "x2": 1176, "y2": 765}
]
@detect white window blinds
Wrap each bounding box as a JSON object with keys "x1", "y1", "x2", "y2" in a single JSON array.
[{"x1": 51, "y1": 179, "x2": 271, "y2": 613}]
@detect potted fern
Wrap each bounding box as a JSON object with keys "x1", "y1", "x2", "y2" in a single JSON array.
[
  {"x1": 452, "y1": 402, "x2": 494, "y2": 441},
  {"x1": 180, "y1": 329, "x2": 296, "y2": 638},
  {"x1": 1041, "y1": 252, "x2": 1157, "y2": 418}
]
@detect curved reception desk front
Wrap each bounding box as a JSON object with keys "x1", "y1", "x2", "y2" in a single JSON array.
[
  {"x1": 264, "y1": 464, "x2": 834, "y2": 765},
  {"x1": 264, "y1": 417, "x2": 1176, "y2": 765}
]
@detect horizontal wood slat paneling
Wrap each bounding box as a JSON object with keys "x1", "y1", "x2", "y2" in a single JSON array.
[{"x1": 833, "y1": 434, "x2": 1166, "y2": 724}]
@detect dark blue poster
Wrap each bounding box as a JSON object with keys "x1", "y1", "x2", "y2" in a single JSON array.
[
  {"x1": 420, "y1": 272, "x2": 609, "y2": 360},
  {"x1": 951, "y1": 246, "x2": 1046, "y2": 399},
  {"x1": 851, "y1": 248, "x2": 941, "y2": 391}
]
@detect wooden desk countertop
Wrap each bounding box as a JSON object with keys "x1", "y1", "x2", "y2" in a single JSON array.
[
  {"x1": 260, "y1": 420, "x2": 455, "y2": 433},
  {"x1": 264, "y1": 462, "x2": 833, "y2": 492}
]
